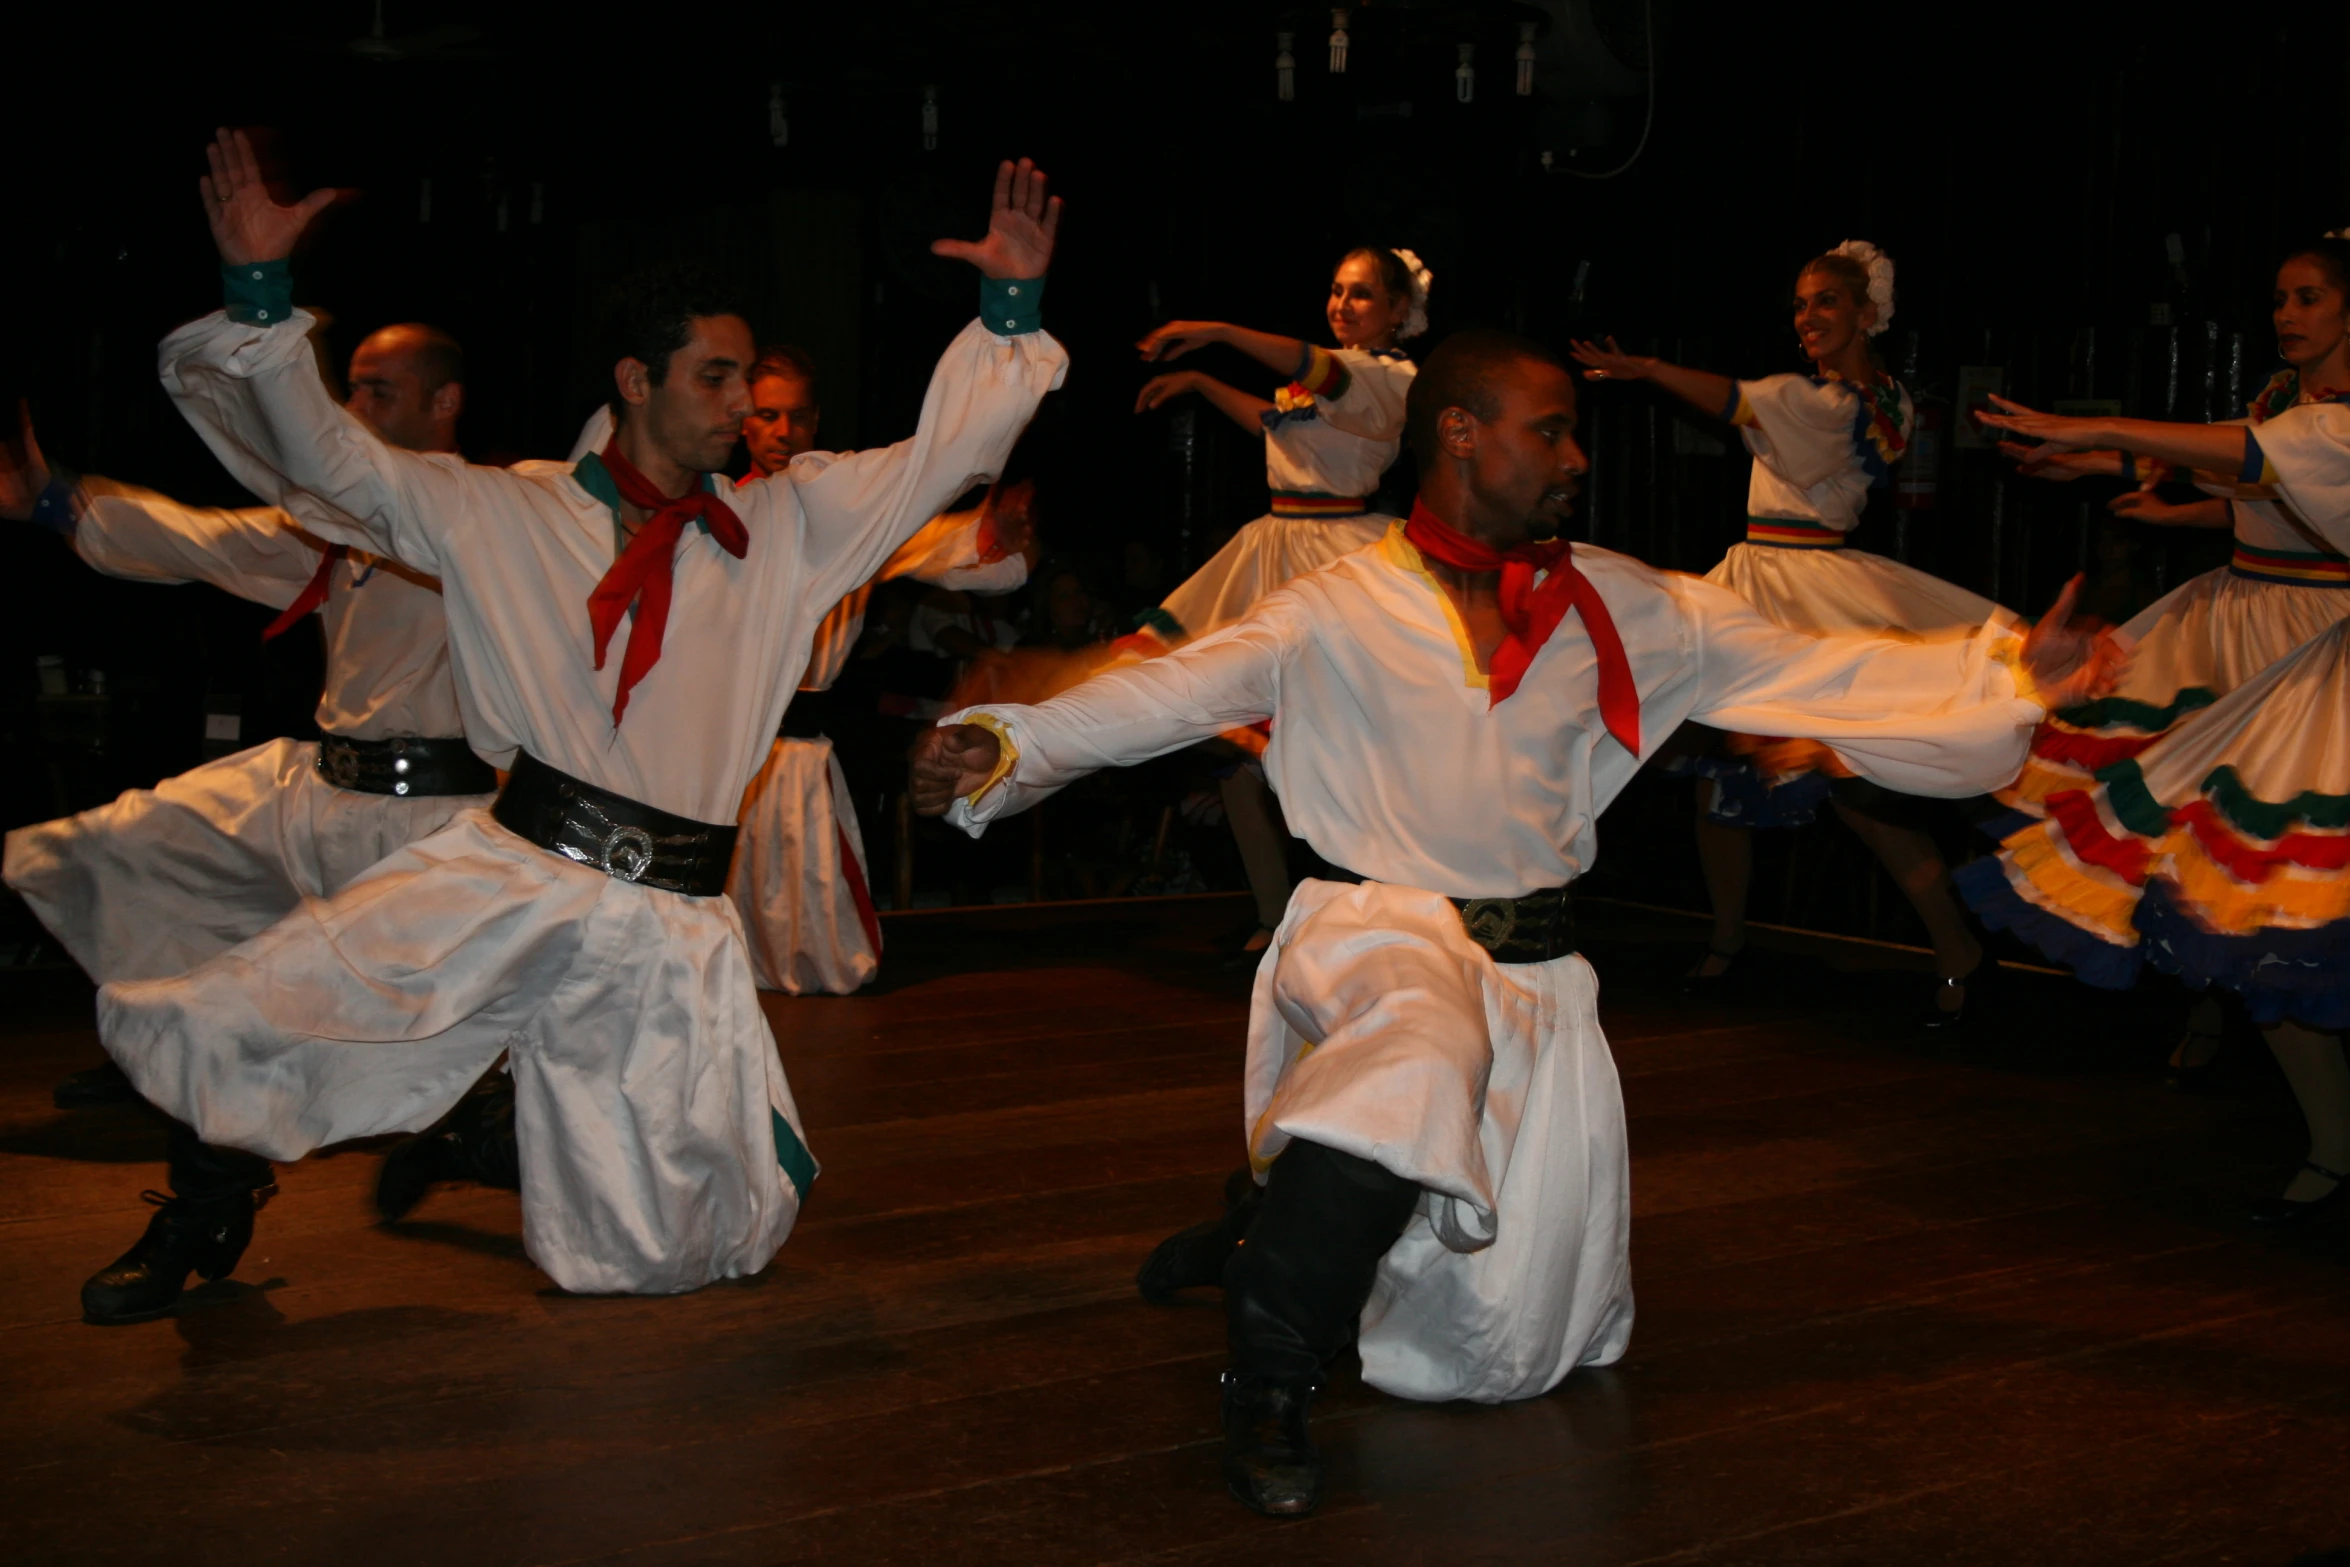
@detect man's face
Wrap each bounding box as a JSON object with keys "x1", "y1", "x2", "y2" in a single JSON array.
[
  {"x1": 1459, "y1": 361, "x2": 1588, "y2": 545},
  {"x1": 634, "y1": 314, "x2": 757, "y2": 474},
  {"x1": 346, "y1": 329, "x2": 454, "y2": 452},
  {"x1": 742, "y1": 370, "x2": 821, "y2": 476}
]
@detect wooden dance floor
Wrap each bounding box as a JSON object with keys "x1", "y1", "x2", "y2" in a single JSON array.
[{"x1": 5, "y1": 896, "x2": 2350, "y2": 1565}]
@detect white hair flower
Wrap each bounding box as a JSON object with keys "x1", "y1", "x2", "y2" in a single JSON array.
[
  {"x1": 1392, "y1": 247, "x2": 1435, "y2": 340},
  {"x1": 1830, "y1": 239, "x2": 1896, "y2": 337}
]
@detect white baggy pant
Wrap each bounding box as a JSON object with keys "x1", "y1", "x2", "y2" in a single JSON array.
[
  {"x1": 3, "y1": 737, "x2": 487, "y2": 985},
  {"x1": 96, "y1": 809, "x2": 817, "y2": 1295},
  {"x1": 1246, "y1": 878, "x2": 1636, "y2": 1404},
  {"x1": 727, "y1": 737, "x2": 882, "y2": 995}
]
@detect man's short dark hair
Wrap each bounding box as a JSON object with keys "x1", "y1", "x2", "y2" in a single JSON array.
[
  {"x1": 602, "y1": 261, "x2": 750, "y2": 415},
  {"x1": 395, "y1": 323, "x2": 465, "y2": 394},
  {"x1": 1404, "y1": 329, "x2": 1568, "y2": 466},
  {"x1": 749, "y1": 344, "x2": 820, "y2": 402}
]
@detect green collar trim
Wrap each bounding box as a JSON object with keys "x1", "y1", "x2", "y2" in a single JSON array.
[{"x1": 571, "y1": 451, "x2": 727, "y2": 552}]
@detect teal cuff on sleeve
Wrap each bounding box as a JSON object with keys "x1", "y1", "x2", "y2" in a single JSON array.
[
  {"x1": 980, "y1": 275, "x2": 1045, "y2": 337},
  {"x1": 2239, "y1": 430, "x2": 2266, "y2": 486},
  {"x1": 222, "y1": 259, "x2": 294, "y2": 326}
]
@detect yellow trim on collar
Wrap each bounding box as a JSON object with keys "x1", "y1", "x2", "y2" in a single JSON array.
[
  {"x1": 1380, "y1": 523, "x2": 1490, "y2": 691},
  {"x1": 961, "y1": 712, "x2": 1020, "y2": 807}
]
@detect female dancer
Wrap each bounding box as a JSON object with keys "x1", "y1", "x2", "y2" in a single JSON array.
[
  {"x1": 1571, "y1": 242, "x2": 2003, "y2": 1023},
  {"x1": 1132, "y1": 247, "x2": 1429, "y2": 951},
  {"x1": 1971, "y1": 313, "x2": 2350, "y2": 1219},
  {"x1": 1992, "y1": 238, "x2": 2350, "y2": 1080}
]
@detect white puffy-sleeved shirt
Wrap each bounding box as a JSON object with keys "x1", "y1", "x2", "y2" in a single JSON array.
[
  {"x1": 948, "y1": 526, "x2": 2039, "y2": 899},
  {"x1": 1731, "y1": 373, "x2": 1912, "y2": 533},
  {"x1": 161, "y1": 308, "x2": 1068, "y2": 824},
  {"x1": 72, "y1": 479, "x2": 464, "y2": 741},
  {"x1": 1261, "y1": 346, "x2": 1417, "y2": 502},
  {"x1": 2248, "y1": 401, "x2": 2350, "y2": 555}
]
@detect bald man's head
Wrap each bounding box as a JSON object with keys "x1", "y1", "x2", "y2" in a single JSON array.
[{"x1": 346, "y1": 323, "x2": 465, "y2": 452}]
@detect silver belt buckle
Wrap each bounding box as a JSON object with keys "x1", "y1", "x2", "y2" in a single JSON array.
[
  {"x1": 1458, "y1": 897, "x2": 1519, "y2": 952},
  {"x1": 597, "y1": 824, "x2": 656, "y2": 883}
]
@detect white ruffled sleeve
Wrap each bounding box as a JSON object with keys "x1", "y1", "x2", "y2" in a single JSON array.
[
  {"x1": 1732, "y1": 373, "x2": 1862, "y2": 492},
  {"x1": 1313, "y1": 350, "x2": 1417, "y2": 442},
  {"x1": 2246, "y1": 402, "x2": 2350, "y2": 554}
]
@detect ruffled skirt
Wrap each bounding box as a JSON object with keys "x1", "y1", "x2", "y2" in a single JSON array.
[
  {"x1": 1156, "y1": 512, "x2": 1394, "y2": 641},
  {"x1": 1992, "y1": 568, "x2": 2350, "y2": 825},
  {"x1": 1958, "y1": 618, "x2": 2350, "y2": 1029}
]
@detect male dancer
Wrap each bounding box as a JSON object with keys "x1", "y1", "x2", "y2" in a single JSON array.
[
  {"x1": 913, "y1": 330, "x2": 2115, "y2": 1514},
  {"x1": 79, "y1": 128, "x2": 1064, "y2": 1313},
  {"x1": 569, "y1": 347, "x2": 1036, "y2": 993},
  {"x1": 1, "y1": 331, "x2": 520, "y2": 1321}
]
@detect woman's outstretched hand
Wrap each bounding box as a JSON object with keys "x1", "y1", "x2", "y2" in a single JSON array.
[
  {"x1": 1974, "y1": 394, "x2": 2100, "y2": 452},
  {"x1": 1567, "y1": 337, "x2": 1658, "y2": 382},
  {"x1": 910, "y1": 723, "x2": 1004, "y2": 815},
  {"x1": 931, "y1": 158, "x2": 1061, "y2": 279},
  {"x1": 200, "y1": 127, "x2": 339, "y2": 266},
  {"x1": 2019, "y1": 573, "x2": 2125, "y2": 709},
  {"x1": 1134, "y1": 371, "x2": 1204, "y2": 414},
  {"x1": 1136, "y1": 322, "x2": 1229, "y2": 362}
]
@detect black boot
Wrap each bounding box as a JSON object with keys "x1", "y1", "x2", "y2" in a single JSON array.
[
  {"x1": 1221, "y1": 1370, "x2": 1322, "y2": 1517},
  {"x1": 53, "y1": 1061, "x2": 136, "y2": 1109},
  {"x1": 1220, "y1": 1140, "x2": 1420, "y2": 1517},
  {"x1": 376, "y1": 1072, "x2": 521, "y2": 1221},
  {"x1": 82, "y1": 1124, "x2": 273, "y2": 1325},
  {"x1": 1137, "y1": 1167, "x2": 1263, "y2": 1302}
]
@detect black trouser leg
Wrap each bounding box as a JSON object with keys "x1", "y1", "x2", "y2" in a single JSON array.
[
  {"x1": 166, "y1": 1118, "x2": 274, "y2": 1202},
  {"x1": 1224, "y1": 1139, "x2": 1421, "y2": 1383}
]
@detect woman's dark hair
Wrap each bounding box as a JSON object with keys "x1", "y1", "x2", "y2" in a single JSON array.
[
  {"x1": 1337, "y1": 246, "x2": 1414, "y2": 304},
  {"x1": 2281, "y1": 237, "x2": 2350, "y2": 298},
  {"x1": 601, "y1": 261, "x2": 749, "y2": 415}
]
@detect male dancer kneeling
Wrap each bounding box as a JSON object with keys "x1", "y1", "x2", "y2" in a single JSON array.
[
  {"x1": 75, "y1": 129, "x2": 1064, "y2": 1310},
  {"x1": 912, "y1": 330, "x2": 2116, "y2": 1514}
]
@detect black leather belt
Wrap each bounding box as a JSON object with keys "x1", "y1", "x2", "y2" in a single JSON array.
[
  {"x1": 778, "y1": 685, "x2": 840, "y2": 740},
  {"x1": 1304, "y1": 855, "x2": 1577, "y2": 965},
  {"x1": 490, "y1": 752, "x2": 738, "y2": 897},
  {"x1": 315, "y1": 734, "x2": 497, "y2": 798}
]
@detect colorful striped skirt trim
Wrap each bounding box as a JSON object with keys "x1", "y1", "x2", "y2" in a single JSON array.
[
  {"x1": 1269, "y1": 491, "x2": 1374, "y2": 519},
  {"x1": 1743, "y1": 516, "x2": 1847, "y2": 549},
  {"x1": 2229, "y1": 543, "x2": 2350, "y2": 587}
]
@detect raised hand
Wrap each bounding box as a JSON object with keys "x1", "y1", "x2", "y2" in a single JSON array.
[
  {"x1": 930, "y1": 159, "x2": 1061, "y2": 279},
  {"x1": 1567, "y1": 337, "x2": 1657, "y2": 382},
  {"x1": 200, "y1": 128, "x2": 338, "y2": 266},
  {"x1": 910, "y1": 722, "x2": 1004, "y2": 815},
  {"x1": 1134, "y1": 370, "x2": 1203, "y2": 414},
  {"x1": 1136, "y1": 321, "x2": 1229, "y2": 363},
  {"x1": 0, "y1": 402, "x2": 52, "y2": 523},
  {"x1": 2019, "y1": 574, "x2": 2125, "y2": 709}
]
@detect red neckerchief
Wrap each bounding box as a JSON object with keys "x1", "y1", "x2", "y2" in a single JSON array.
[
  {"x1": 261, "y1": 544, "x2": 348, "y2": 641},
  {"x1": 589, "y1": 441, "x2": 749, "y2": 725},
  {"x1": 1402, "y1": 498, "x2": 1640, "y2": 753}
]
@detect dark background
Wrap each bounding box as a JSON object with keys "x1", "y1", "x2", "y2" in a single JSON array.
[{"x1": 5, "y1": 0, "x2": 2348, "y2": 934}]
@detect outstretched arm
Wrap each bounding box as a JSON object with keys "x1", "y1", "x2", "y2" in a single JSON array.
[
  {"x1": 1678, "y1": 574, "x2": 2120, "y2": 798},
  {"x1": 1137, "y1": 320, "x2": 1306, "y2": 378},
  {"x1": 1134, "y1": 368, "x2": 1274, "y2": 435},
  {"x1": 1977, "y1": 395, "x2": 2251, "y2": 475},
  {"x1": 784, "y1": 160, "x2": 1069, "y2": 607},
  {"x1": 911, "y1": 595, "x2": 1300, "y2": 829},
  {"x1": 1568, "y1": 338, "x2": 1738, "y2": 421}
]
